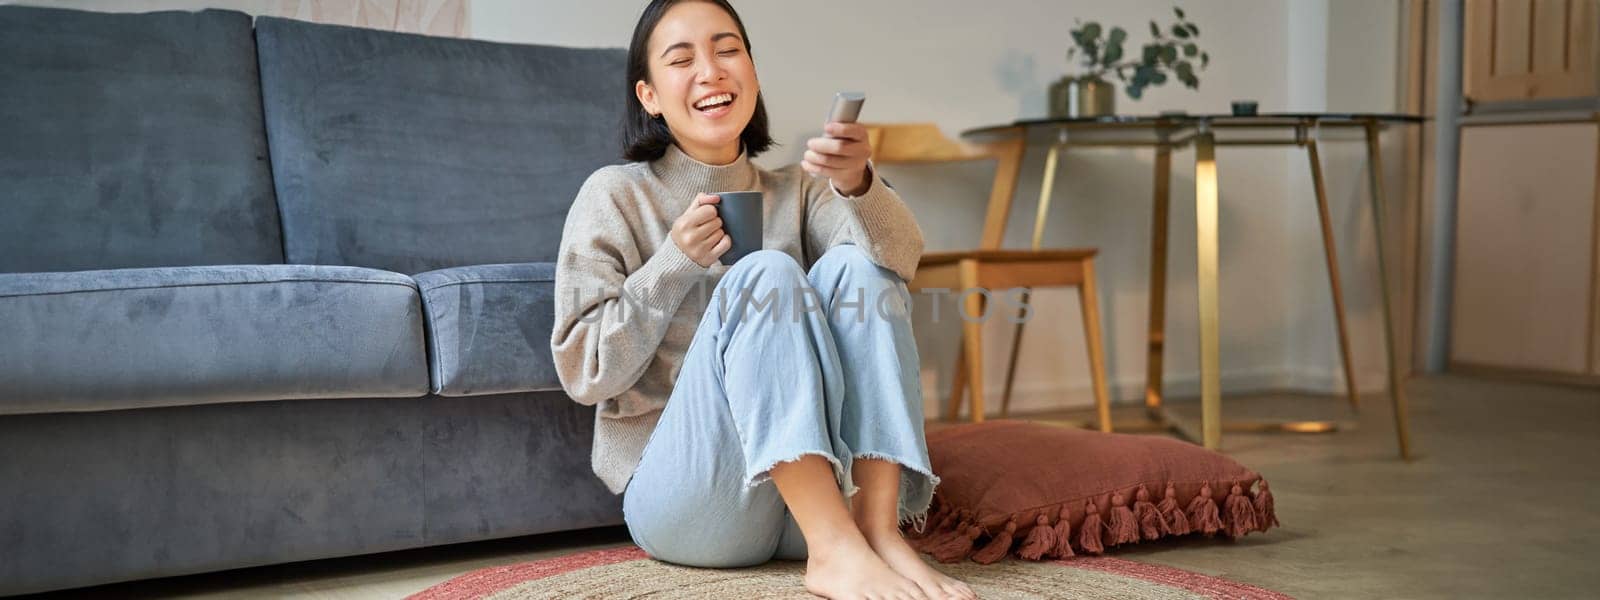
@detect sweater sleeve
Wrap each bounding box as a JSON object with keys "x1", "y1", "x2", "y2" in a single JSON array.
[
  {"x1": 802, "y1": 162, "x2": 925, "y2": 282},
  {"x1": 550, "y1": 170, "x2": 708, "y2": 407}
]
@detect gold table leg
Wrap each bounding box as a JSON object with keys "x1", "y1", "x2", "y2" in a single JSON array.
[
  {"x1": 1194, "y1": 131, "x2": 1222, "y2": 450},
  {"x1": 1133, "y1": 133, "x2": 1341, "y2": 445},
  {"x1": 1030, "y1": 127, "x2": 1359, "y2": 445},
  {"x1": 1363, "y1": 122, "x2": 1416, "y2": 460},
  {"x1": 1307, "y1": 137, "x2": 1363, "y2": 411}
]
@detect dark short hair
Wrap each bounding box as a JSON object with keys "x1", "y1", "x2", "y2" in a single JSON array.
[{"x1": 621, "y1": 0, "x2": 775, "y2": 162}]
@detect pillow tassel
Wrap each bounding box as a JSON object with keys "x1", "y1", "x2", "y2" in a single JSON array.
[
  {"x1": 971, "y1": 518, "x2": 1017, "y2": 564},
  {"x1": 1106, "y1": 492, "x2": 1140, "y2": 545},
  {"x1": 913, "y1": 509, "x2": 966, "y2": 553},
  {"x1": 1050, "y1": 504, "x2": 1075, "y2": 558},
  {"x1": 1078, "y1": 500, "x2": 1105, "y2": 554},
  {"x1": 1016, "y1": 514, "x2": 1056, "y2": 560},
  {"x1": 1134, "y1": 485, "x2": 1165, "y2": 540},
  {"x1": 1187, "y1": 483, "x2": 1223, "y2": 537},
  {"x1": 1224, "y1": 484, "x2": 1258, "y2": 537},
  {"x1": 930, "y1": 524, "x2": 982, "y2": 563},
  {"x1": 1158, "y1": 483, "x2": 1191, "y2": 536},
  {"x1": 1253, "y1": 479, "x2": 1280, "y2": 532}
]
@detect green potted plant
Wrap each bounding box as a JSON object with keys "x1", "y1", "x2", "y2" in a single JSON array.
[{"x1": 1050, "y1": 6, "x2": 1210, "y2": 118}]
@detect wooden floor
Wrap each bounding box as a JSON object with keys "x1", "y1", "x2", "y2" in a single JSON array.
[{"x1": 19, "y1": 375, "x2": 1600, "y2": 599}]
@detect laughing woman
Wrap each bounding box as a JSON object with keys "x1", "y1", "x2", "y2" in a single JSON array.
[{"x1": 550, "y1": 2, "x2": 973, "y2": 599}]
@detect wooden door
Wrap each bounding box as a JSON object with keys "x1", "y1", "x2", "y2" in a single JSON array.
[
  {"x1": 1451, "y1": 122, "x2": 1600, "y2": 375},
  {"x1": 1464, "y1": 0, "x2": 1599, "y2": 102}
]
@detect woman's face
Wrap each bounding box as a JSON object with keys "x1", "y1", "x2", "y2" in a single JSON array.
[{"x1": 636, "y1": 1, "x2": 759, "y2": 165}]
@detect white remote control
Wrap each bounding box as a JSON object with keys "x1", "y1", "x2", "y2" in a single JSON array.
[{"x1": 826, "y1": 91, "x2": 865, "y2": 125}]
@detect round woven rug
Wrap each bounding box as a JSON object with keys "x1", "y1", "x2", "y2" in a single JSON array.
[{"x1": 408, "y1": 546, "x2": 1292, "y2": 599}]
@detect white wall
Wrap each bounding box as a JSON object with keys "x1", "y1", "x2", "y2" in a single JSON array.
[
  {"x1": 12, "y1": 0, "x2": 1407, "y2": 416},
  {"x1": 1288, "y1": 0, "x2": 1406, "y2": 396}
]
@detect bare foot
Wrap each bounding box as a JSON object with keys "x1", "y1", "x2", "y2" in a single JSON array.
[
  {"x1": 863, "y1": 528, "x2": 978, "y2": 600},
  {"x1": 805, "y1": 533, "x2": 930, "y2": 600}
]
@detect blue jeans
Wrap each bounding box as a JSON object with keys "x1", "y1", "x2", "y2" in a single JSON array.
[{"x1": 621, "y1": 246, "x2": 938, "y2": 568}]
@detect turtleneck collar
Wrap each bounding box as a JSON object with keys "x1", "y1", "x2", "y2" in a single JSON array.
[{"x1": 651, "y1": 143, "x2": 760, "y2": 195}]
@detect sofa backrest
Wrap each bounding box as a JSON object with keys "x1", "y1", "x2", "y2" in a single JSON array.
[
  {"x1": 254, "y1": 17, "x2": 627, "y2": 275},
  {"x1": 0, "y1": 7, "x2": 285, "y2": 274}
]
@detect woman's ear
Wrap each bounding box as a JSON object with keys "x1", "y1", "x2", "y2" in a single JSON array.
[{"x1": 635, "y1": 80, "x2": 659, "y2": 117}]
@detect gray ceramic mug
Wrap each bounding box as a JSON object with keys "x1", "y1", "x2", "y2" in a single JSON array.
[{"x1": 713, "y1": 191, "x2": 763, "y2": 265}]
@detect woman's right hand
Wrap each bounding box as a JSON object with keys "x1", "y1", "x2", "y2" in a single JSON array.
[{"x1": 671, "y1": 193, "x2": 732, "y2": 267}]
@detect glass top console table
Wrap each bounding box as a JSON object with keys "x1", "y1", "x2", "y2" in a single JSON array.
[{"x1": 961, "y1": 114, "x2": 1423, "y2": 459}]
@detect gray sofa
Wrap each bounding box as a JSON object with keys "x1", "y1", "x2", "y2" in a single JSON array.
[{"x1": 0, "y1": 7, "x2": 628, "y2": 595}]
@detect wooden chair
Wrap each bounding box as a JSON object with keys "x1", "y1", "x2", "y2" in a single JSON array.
[{"x1": 864, "y1": 123, "x2": 1111, "y2": 431}]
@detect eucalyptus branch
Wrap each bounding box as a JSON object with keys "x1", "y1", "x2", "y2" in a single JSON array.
[{"x1": 1065, "y1": 6, "x2": 1209, "y2": 100}]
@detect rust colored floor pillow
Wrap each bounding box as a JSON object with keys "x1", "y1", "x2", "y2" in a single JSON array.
[{"x1": 905, "y1": 420, "x2": 1279, "y2": 564}]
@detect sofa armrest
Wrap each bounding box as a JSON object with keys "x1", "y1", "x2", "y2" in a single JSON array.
[{"x1": 414, "y1": 262, "x2": 561, "y2": 397}]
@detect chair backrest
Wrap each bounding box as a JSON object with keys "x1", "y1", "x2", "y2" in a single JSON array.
[
  {"x1": 863, "y1": 123, "x2": 1025, "y2": 250},
  {"x1": 0, "y1": 7, "x2": 285, "y2": 273}
]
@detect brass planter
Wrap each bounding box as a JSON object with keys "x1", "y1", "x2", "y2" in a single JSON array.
[{"x1": 1049, "y1": 76, "x2": 1115, "y2": 118}]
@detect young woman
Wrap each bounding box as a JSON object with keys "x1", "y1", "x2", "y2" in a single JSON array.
[{"x1": 551, "y1": 2, "x2": 975, "y2": 599}]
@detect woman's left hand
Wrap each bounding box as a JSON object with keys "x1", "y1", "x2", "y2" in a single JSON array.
[{"x1": 803, "y1": 122, "x2": 872, "y2": 197}]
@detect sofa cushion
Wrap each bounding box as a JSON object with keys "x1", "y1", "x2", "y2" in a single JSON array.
[
  {"x1": 0, "y1": 265, "x2": 429, "y2": 416},
  {"x1": 0, "y1": 7, "x2": 283, "y2": 273},
  {"x1": 414, "y1": 262, "x2": 561, "y2": 396},
  {"x1": 254, "y1": 17, "x2": 627, "y2": 275}
]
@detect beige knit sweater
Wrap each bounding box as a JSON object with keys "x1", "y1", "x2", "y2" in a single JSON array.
[{"x1": 550, "y1": 143, "x2": 924, "y2": 494}]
